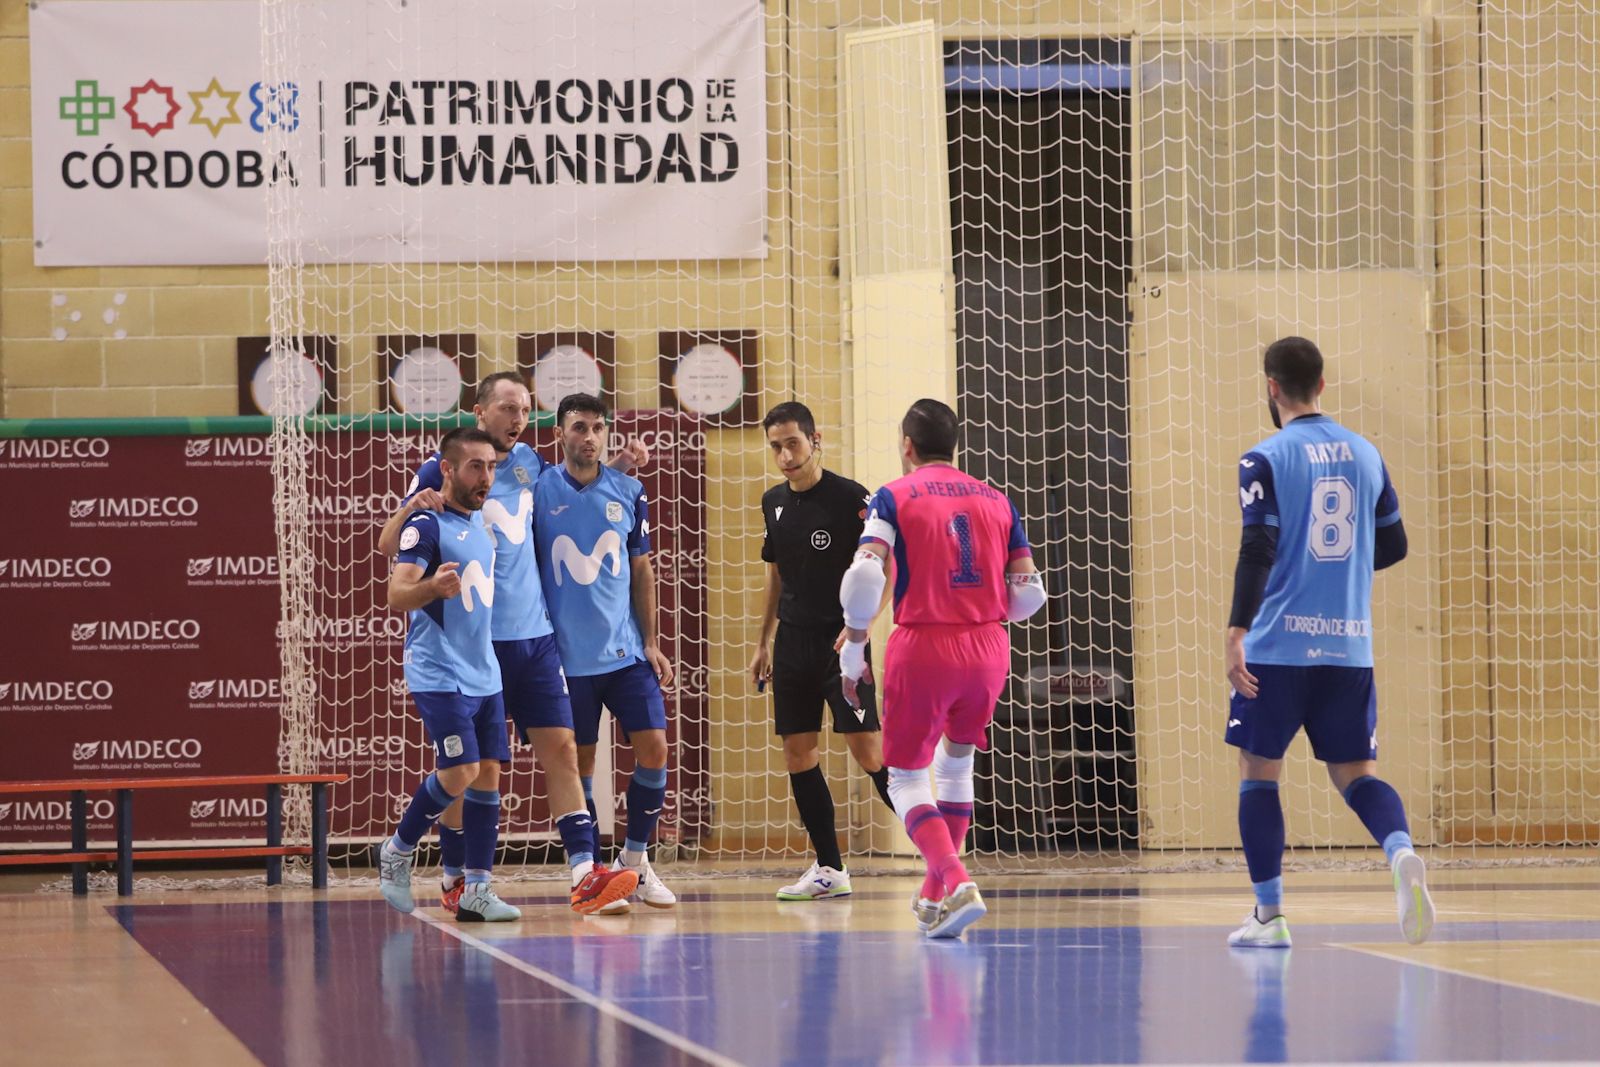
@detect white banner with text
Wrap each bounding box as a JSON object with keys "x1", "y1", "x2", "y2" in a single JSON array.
[{"x1": 29, "y1": 0, "x2": 767, "y2": 265}]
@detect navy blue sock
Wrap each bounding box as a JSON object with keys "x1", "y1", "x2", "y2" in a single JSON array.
[
  {"x1": 556, "y1": 810, "x2": 595, "y2": 869},
  {"x1": 623, "y1": 765, "x2": 669, "y2": 854},
  {"x1": 1238, "y1": 780, "x2": 1285, "y2": 899},
  {"x1": 461, "y1": 787, "x2": 499, "y2": 878},
  {"x1": 392, "y1": 773, "x2": 457, "y2": 851},
  {"x1": 581, "y1": 775, "x2": 599, "y2": 857},
  {"x1": 1342, "y1": 776, "x2": 1413, "y2": 861},
  {"x1": 438, "y1": 822, "x2": 465, "y2": 880}
]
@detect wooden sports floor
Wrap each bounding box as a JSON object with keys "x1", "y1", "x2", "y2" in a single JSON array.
[{"x1": 3, "y1": 859, "x2": 1598, "y2": 1066}]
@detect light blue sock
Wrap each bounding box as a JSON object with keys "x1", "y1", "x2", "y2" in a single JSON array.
[
  {"x1": 1382, "y1": 829, "x2": 1414, "y2": 865},
  {"x1": 1253, "y1": 875, "x2": 1284, "y2": 907}
]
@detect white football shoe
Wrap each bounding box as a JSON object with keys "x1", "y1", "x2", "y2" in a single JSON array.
[
  {"x1": 776, "y1": 862, "x2": 852, "y2": 901},
  {"x1": 1392, "y1": 850, "x2": 1435, "y2": 945},
  {"x1": 621, "y1": 853, "x2": 677, "y2": 909},
  {"x1": 1227, "y1": 910, "x2": 1292, "y2": 948}
]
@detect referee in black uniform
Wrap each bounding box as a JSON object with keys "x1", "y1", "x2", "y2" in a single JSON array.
[{"x1": 751, "y1": 402, "x2": 896, "y2": 901}]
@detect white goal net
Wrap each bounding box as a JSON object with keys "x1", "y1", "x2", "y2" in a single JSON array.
[{"x1": 263, "y1": 1, "x2": 1600, "y2": 872}]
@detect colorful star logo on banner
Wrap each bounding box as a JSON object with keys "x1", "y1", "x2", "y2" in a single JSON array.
[
  {"x1": 187, "y1": 77, "x2": 242, "y2": 138},
  {"x1": 124, "y1": 79, "x2": 181, "y2": 137},
  {"x1": 58, "y1": 80, "x2": 117, "y2": 136}
]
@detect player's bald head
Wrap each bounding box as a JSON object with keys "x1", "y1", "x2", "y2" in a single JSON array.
[
  {"x1": 1264, "y1": 336, "x2": 1323, "y2": 403},
  {"x1": 901, "y1": 399, "x2": 958, "y2": 462}
]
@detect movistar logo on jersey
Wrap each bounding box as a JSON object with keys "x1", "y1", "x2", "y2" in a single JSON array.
[
  {"x1": 482, "y1": 488, "x2": 533, "y2": 545},
  {"x1": 459, "y1": 558, "x2": 494, "y2": 611},
  {"x1": 550, "y1": 530, "x2": 623, "y2": 586}
]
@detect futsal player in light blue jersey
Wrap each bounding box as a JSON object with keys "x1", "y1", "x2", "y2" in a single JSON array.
[
  {"x1": 1224, "y1": 336, "x2": 1434, "y2": 947},
  {"x1": 378, "y1": 427, "x2": 518, "y2": 922},
  {"x1": 535, "y1": 392, "x2": 678, "y2": 908},
  {"x1": 378, "y1": 372, "x2": 645, "y2": 916}
]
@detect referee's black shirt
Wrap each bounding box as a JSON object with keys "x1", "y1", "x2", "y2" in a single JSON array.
[{"x1": 760, "y1": 469, "x2": 873, "y2": 630}]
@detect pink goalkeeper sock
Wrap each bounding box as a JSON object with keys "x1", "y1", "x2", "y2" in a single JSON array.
[{"x1": 905, "y1": 804, "x2": 969, "y2": 896}]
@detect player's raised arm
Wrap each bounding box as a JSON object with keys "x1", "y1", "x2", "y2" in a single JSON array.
[
  {"x1": 386, "y1": 512, "x2": 459, "y2": 610},
  {"x1": 609, "y1": 435, "x2": 649, "y2": 472},
  {"x1": 377, "y1": 466, "x2": 446, "y2": 559}
]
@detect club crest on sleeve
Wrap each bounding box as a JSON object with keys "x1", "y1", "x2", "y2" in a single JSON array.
[
  {"x1": 398, "y1": 526, "x2": 420, "y2": 551},
  {"x1": 606, "y1": 501, "x2": 624, "y2": 523}
]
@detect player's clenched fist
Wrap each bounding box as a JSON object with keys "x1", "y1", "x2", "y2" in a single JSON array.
[
  {"x1": 614, "y1": 436, "x2": 649, "y2": 471},
  {"x1": 430, "y1": 561, "x2": 462, "y2": 600}
]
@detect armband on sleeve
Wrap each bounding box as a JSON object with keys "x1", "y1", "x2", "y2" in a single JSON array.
[
  {"x1": 840, "y1": 551, "x2": 887, "y2": 630},
  {"x1": 1005, "y1": 571, "x2": 1046, "y2": 622}
]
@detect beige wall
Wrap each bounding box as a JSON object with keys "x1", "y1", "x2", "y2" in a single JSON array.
[{"x1": 3, "y1": 0, "x2": 1597, "y2": 851}]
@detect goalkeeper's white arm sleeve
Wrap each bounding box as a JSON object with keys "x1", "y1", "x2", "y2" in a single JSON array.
[
  {"x1": 1006, "y1": 570, "x2": 1046, "y2": 622},
  {"x1": 840, "y1": 551, "x2": 887, "y2": 630}
]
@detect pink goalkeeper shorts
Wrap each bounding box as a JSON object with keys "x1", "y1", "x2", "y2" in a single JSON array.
[{"x1": 880, "y1": 623, "x2": 1010, "y2": 769}]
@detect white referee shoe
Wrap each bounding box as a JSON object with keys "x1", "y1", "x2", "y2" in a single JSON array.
[
  {"x1": 620, "y1": 853, "x2": 677, "y2": 909},
  {"x1": 776, "y1": 862, "x2": 852, "y2": 901}
]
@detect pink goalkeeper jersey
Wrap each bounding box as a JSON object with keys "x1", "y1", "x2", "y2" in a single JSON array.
[{"x1": 860, "y1": 464, "x2": 1031, "y2": 627}]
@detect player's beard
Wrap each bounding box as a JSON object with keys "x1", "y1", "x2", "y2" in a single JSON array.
[
  {"x1": 1268, "y1": 395, "x2": 1283, "y2": 429},
  {"x1": 451, "y1": 482, "x2": 485, "y2": 511}
]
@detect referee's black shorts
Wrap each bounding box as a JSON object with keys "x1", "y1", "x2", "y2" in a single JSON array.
[{"x1": 771, "y1": 623, "x2": 880, "y2": 737}]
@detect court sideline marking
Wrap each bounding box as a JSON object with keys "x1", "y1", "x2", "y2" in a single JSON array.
[
  {"x1": 413, "y1": 911, "x2": 745, "y2": 1067},
  {"x1": 1332, "y1": 942, "x2": 1600, "y2": 1009}
]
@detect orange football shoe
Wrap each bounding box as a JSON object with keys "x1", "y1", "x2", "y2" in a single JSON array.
[{"x1": 570, "y1": 863, "x2": 640, "y2": 915}]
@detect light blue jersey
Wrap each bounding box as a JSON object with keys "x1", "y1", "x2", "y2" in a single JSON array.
[
  {"x1": 408, "y1": 443, "x2": 553, "y2": 641},
  {"x1": 533, "y1": 465, "x2": 650, "y2": 678},
  {"x1": 1238, "y1": 414, "x2": 1400, "y2": 668},
  {"x1": 395, "y1": 507, "x2": 502, "y2": 697}
]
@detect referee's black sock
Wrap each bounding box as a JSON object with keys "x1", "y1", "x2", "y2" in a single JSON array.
[
  {"x1": 789, "y1": 766, "x2": 844, "y2": 871},
  {"x1": 866, "y1": 766, "x2": 894, "y2": 814}
]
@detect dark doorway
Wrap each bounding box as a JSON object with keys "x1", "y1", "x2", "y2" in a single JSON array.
[{"x1": 946, "y1": 38, "x2": 1138, "y2": 852}]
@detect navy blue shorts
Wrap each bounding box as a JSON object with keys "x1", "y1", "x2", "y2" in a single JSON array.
[
  {"x1": 568, "y1": 659, "x2": 668, "y2": 746},
  {"x1": 412, "y1": 691, "x2": 511, "y2": 768},
  {"x1": 1226, "y1": 664, "x2": 1377, "y2": 763},
  {"x1": 494, "y1": 635, "x2": 574, "y2": 737}
]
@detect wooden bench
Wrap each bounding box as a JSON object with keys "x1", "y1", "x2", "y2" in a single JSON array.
[{"x1": 0, "y1": 774, "x2": 346, "y2": 896}]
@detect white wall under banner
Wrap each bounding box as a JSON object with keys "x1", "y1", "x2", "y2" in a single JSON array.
[{"x1": 28, "y1": 0, "x2": 768, "y2": 266}]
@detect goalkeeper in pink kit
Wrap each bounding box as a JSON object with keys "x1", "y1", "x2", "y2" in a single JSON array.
[{"x1": 838, "y1": 399, "x2": 1046, "y2": 938}]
